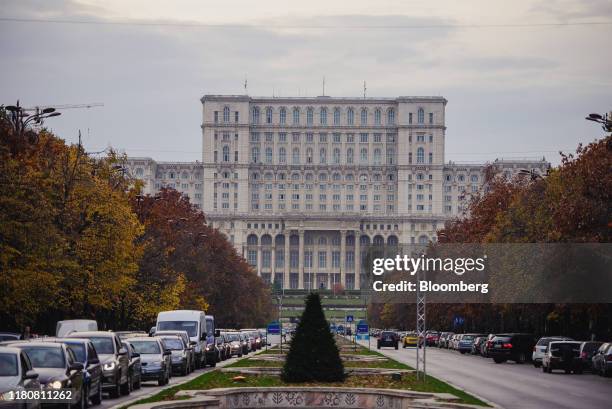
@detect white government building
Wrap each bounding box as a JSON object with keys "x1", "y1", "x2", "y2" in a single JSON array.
[{"x1": 126, "y1": 94, "x2": 549, "y2": 291}]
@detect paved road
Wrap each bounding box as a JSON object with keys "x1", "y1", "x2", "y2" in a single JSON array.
[
  {"x1": 357, "y1": 339, "x2": 611, "y2": 409},
  {"x1": 101, "y1": 334, "x2": 281, "y2": 409}
]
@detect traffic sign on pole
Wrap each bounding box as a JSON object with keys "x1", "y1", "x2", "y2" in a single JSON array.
[
  {"x1": 346, "y1": 315, "x2": 354, "y2": 323},
  {"x1": 267, "y1": 322, "x2": 280, "y2": 335}
]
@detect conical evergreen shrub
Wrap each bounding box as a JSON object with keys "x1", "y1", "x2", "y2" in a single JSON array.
[{"x1": 281, "y1": 292, "x2": 345, "y2": 382}]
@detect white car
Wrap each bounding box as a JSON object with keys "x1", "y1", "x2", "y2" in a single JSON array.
[
  {"x1": 532, "y1": 336, "x2": 573, "y2": 367},
  {"x1": 0, "y1": 346, "x2": 41, "y2": 409}
]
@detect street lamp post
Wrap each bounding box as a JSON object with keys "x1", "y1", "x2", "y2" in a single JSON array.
[
  {"x1": 585, "y1": 112, "x2": 612, "y2": 133},
  {"x1": 4, "y1": 100, "x2": 62, "y2": 138}
]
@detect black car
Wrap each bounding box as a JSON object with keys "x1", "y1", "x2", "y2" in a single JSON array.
[
  {"x1": 121, "y1": 341, "x2": 142, "y2": 390},
  {"x1": 377, "y1": 331, "x2": 399, "y2": 350},
  {"x1": 7, "y1": 341, "x2": 87, "y2": 409},
  {"x1": 489, "y1": 333, "x2": 535, "y2": 364},
  {"x1": 579, "y1": 341, "x2": 603, "y2": 372},
  {"x1": 49, "y1": 338, "x2": 103, "y2": 406}
]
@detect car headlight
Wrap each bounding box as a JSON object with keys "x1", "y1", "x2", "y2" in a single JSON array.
[
  {"x1": 47, "y1": 380, "x2": 63, "y2": 389},
  {"x1": 103, "y1": 361, "x2": 116, "y2": 371},
  {"x1": 1, "y1": 391, "x2": 15, "y2": 401}
]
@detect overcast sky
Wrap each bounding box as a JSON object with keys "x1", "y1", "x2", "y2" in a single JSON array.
[{"x1": 1, "y1": 0, "x2": 611, "y2": 165}]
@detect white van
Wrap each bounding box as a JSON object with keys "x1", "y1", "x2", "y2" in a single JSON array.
[
  {"x1": 55, "y1": 319, "x2": 98, "y2": 337},
  {"x1": 156, "y1": 310, "x2": 208, "y2": 368}
]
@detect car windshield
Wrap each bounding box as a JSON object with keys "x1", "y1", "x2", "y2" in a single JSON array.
[
  {"x1": 130, "y1": 341, "x2": 161, "y2": 354},
  {"x1": 20, "y1": 346, "x2": 65, "y2": 368},
  {"x1": 158, "y1": 321, "x2": 197, "y2": 338},
  {"x1": 462, "y1": 335, "x2": 474, "y2": 341},
  {"x1": 382, "y1": 332, "x2": 395, "y2": 337},
  {"x1": 225, "y1": 334, "x2": 239, "y2": 341},
  {"x1": 65, "y1": 343, "x2": 86, "y2": 363},
  {"x1": 88, "y1": 337, "x2": 114, "y2": 354},
  {"x1": 162, "y1": 338, "x2": 183, "y2": 350},
  {"x1": 0, "y1": 353, "x2": 18, "y2": 376},
  {"x1": 0, "y1": 335, "x2": 19, "y2": 342}
]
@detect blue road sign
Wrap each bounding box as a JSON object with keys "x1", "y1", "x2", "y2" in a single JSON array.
[
  {"x1": 357, "y1": 323, "x2": 369, "y2": 334},
  {"x1": 346, "y1": 315, "x2": 354, "y2": 323},
  {"x1": 267, "y1": 322, "x2": 280, "y2": 334}
]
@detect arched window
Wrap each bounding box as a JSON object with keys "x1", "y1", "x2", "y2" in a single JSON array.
[
  {"x1": 306, "y1": 108, "x2": 314, "y2": 125},
  {"x1": 360, "y1": 108, "x2": 368, "y2": 125},
  {"x1": 373, "y1": 148, "x2": 381, "y2": 164},
  {"x1": 319, "y1": 148, "x2": 327, "y2": 164},
  {"x1": 251, "y1": 147, "x2": 260, "y2": 163},
  {"x1": 417, "y1": 108, "x2": 425, "y2": 124},
  {"x1": 266, "y1": 107, "x2": 273, "y2": 124},
  {"x1": 292, "y1": 107, "x2": 300, "y2": 124},
  {"x1": 320, "y1": 107, "x2": 327, "y2": 125},
  {"x1": 264, "y1": 172, "x2": 273, "y2": 181},
  {"x1": 418, "y1": 235, "x2": 429, "y2": 245},
  {"x1": 319, "y1": 173, "x2": 328, "y2": 181},
  {"x1": 388, "y1": 235, "x2": 398, "y2": 246},
  {"x1": 252, "y1": 107, "x2": 260, "y2": 124},
  {"x1": 471, "y1": 175, "x2": 478, "y2": 183},
  {"x1": 387, "y1": 108, "x2": 395, "y2": 124},
  {"x1": 305, "y1": 173, "x2": 314, "y2": 181},
  {"x1": 279, "y1": 107, "x2": 287, "y2": 124},
  {"x1": 347, "y1": 108, "x2": 354, "y2": 125},
  {"x1": 333, "y1": 148, "x2": 340, "y2": 164},
  {"x1": 291, "y1": 173, "x2": 300, "y2": 181},
  {"x1": 429, "y1": 152, "x2": 433, "y2": 163},
  {"x1": 223, "y1": 106, "x2": 230, "y2": 123},
  {"x1": 386, "y1": 147, "x2": 395, "y2": 164},
  {"x1": 292, "y1": 147, "x2": 300, "y2": 164},
  {"x1": 306, "y1": 147, "x2": 313, "y2": 163},
  {"x1": 347, "y1": 148, "x2": 354, "y2": 164},
  {"x1": 247, "y1": 234, "x2": 258, "y2": 245},
  {"x1": 373, "y1": 235, "x2": 384, "y2": 246},
  {"x1": 332, "y1": 172, "x2": 341, "y2": 181},
  {"x1": 417, "y1": 147, "x2": 425, "y2": 164},
  {"x1": 279, "y1": 147, "x2": 286, "y2": 163},
  {"x1": 265, "y1": 147, "x2": 273, "y2": 164},
  {"x1": 222, "y1": 145, "x2": 230, "y2": 162},
  {"x1": 345, "y1": 173, "x2": 354, "y2": 181},
  {"x1": 333, "y1": 108, "x2": 340, "y2": 125},
  {"x1": 374, "y1": 109, "x2": 381, "y2": 125},
  {"x1": 360, "y1": 147, "x2": 368, "y2": 164},
  {"x1": 250, "y1": 172, "x2": 259, "y2": 180},
  {"x1": 135, "y1": 168, "x2": 144, "y2": 176}
]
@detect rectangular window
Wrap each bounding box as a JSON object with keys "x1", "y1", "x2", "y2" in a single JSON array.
[
  {"x1": 279, "y1": 132, "x2": 287, "y2": 142},
  {"x1": 360, "y1": 133, "x2": 368, "y2": 143},
  {"x1": 262, "y1": 250, "x2": 271, "y2": 268},
  {"x1": 332, "y1": 251, "x2": 340, "y2": 268},
  {"x1": 304, "y1": 251, "x2": 313, "y2": 268},
  {"x1": 247, "y1": 250, "x2": 257, "y2": 267},
  {"x1": 333, "y1": 133, "x2": 341, "y2": 143},
  {"x1": 318, "y1": 251, "x2": 327, "y2": 268},
  {"x1": 276, "y1": 250, "x2": 284, "y2": 268},
  {"x1": 290, "y1": 251, "x2": 299, "y2": 268}
]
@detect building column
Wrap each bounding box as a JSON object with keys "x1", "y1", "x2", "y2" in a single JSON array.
[
  {"x1": 340, "y1": 230, "x2": 346, "y2": 289},
  {"x1": 327, "y1": 236, "x2": 332, "y2": 290},
  {"x1": 257, "y1": 244, "x2": 262, "y2": 277},
  {"x1": 284, "y1": 231, "x2": 290, "y2": 289},
  {"x1": 354, "y1": 231, "x2": 360, "y2": 289},
  {"x1": 313, "y1": 238, "x2": 319, "y2": 290},
  {"x1": 298, "y1": 230, "x2": 304, "y2": 289}
]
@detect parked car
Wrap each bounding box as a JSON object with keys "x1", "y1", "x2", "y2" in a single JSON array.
[
  {"x1": 591, "y1": 342, "x2": 611, "y2": 377},
  {"x1": 0, "y1": 333, "x2": 21, "y2": 342},
  {"x1": 542, "y1": 341, "x2": 583, "y2": 374},
  {"x1": 121, "y1": 341, "x2": 142, "y2": 391},
  {"x1": 241, "y1": 331, "x2": 256, "y2": 352},
  {"x1": 0, "y1": 346, "x2": 41, "y2": 409},
  {"x1": 438, "y1": 332, "x2": 454, "y2": 349},
  {"x1": 425, "y1": 332, "x2": 440, "y2": 347},
  {"x1": 115, "y1": 331, "x2": 147, "y2": 340},
  {"x1": 6, "y1": 342, "x2": 86, "y2": 409},
  {"x1": 46, "y1": 338, "x2": 103, "y2": 406},
  {"x1": 127, "y1": 337, "x2": 171, "y2": 386},
  {"x1": 471, "y1": 337, "x2": 485, "y2": 355},
  {"x1": 158, "y1": 335, "x2": 191, "y2": 375},
  {"x1": 239, "y1": 332, "x2": 251, "y2": 355},
  {"x1": 489, "y1": 333, "x2": 535, "y2": 364},
  {"x1": 66, "y1": 331, "x2": 130, "y2": 398},
  {"x1": 579, "y1": 341, "x2": 603, "y2": 372},
  {"x1": 481, "y1": 334, "x2": 497, "y2": 357},
  {"x1": 153, "y1": 330, "x2": 194, "y2": 372},
  {"x1": 377, "y1": 331, "x2": 399, "y2": 350},
  {"x1": 56, "y1": 320, "x2": 98, "y2": 337},
  {"x1": 457, "y1": 334, "x2": 486, "y2": 354},
  {"x1": 532, "y1": 336, "x2": 573, "y2": 367},
  {"x1": 402, "y1": 333, "x2": 419, "y2": 348}
]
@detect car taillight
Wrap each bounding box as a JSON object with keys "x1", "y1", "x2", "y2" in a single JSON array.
[
  {"x1": 580, "y1": 352, "x2": 587, "y2": 358},
  {"x1": 533, "y1": 346, "x2": 536, "y2": 351},
  {"x1": 503, "y1": 343, "x2": 512, "y2": 349}
]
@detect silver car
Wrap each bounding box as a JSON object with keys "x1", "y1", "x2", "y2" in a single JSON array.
[
  {"x1": 0, "y1": 346, "x2": 41, "y2": 409},
  {"x1": 127, "y1": 338, "x2": 171, "y2": 386},
  {"x1": 158, "y1": 336, "x2": 191, "y2": 376}
]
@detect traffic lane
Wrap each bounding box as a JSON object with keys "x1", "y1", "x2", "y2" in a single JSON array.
[
  {"x1": 358, "y1": 339, "x2": 611, "y2": 409},
  {"x1": 101, "y1": 338, "x2": 277, "y2": 409}
]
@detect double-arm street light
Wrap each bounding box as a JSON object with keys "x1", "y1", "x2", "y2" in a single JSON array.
[
  {"x1": 585, "y1": 112, "x2": 612, "y2": 133},
  {"x1": 4, "y1": 100, "x2": 62, "y2": 137}
]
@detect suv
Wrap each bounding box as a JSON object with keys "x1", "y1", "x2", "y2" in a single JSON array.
[
  {"x1": 457, "y1": 334, "x2": 486, "y2": 354},
  {"x1": 67, "y1": 331, "x2": 130, "y2": 398},
  {"x1": 377, "y1": 331, "x2": 399, "y2": 350},
  {"x1": 0, "y1": 346, "x2": 41, "y2": 409},
  {"x1": 579, "y1": 341, "x2": 603, "y2": 372},
  {"x1": 159, "y1": 335, "x2": 192, "y2": 375},
  {"x1": 128, "y1": 337, "x2": 171, "y2": 386},
  {"x1": 532, "y1": 336, "x2": 573, "y2": 367},
  {"x1": 542, "y1": 341, "x2": 583, "y2": 374},
  {"x1": 489, "y1": 333, "x2": 535, "y2": 364},
  {"x1": 121, "y1": 341, "x2": 142, "y2": 391}
]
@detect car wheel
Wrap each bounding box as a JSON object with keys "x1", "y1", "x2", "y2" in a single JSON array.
[
  {"x1": 542, "y1": 365, "x2": 547, "y2": 373},
  {"x1": 90, "y1": 383, "x2": 102, "y2": 406},
  {"x1": 493, "y1": 357, "x2": 505, "y2": 364},
  {"x1": 134, "y1": 374, "x2": 141, "y2": 390},
  {"x1": 120, "y1": 374, "x2": 130, "y2": 396},
  {"x1": 533, "y1": 362, "x2": 541, "y2": 368},
  {"x1": 109, "y1": 377, "x2": 121, "y2": 399},
  {"x1": 564, "y1": 369, "x2": 571, "y2": 374},
  {"x1": 210, "y1": 360, "x2": 216, "y2": 367},
  {"x1": 516, "y1": 353, "x2": 526, "y2": 364}
]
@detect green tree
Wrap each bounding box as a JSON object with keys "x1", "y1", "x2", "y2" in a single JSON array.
[{"x1": 282, "y1": 292, "x2": 345, "y2": 382}]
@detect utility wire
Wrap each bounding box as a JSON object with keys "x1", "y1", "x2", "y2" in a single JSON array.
[{"x1": 1, "y1": 17, "x2": 611, "y2": 29}]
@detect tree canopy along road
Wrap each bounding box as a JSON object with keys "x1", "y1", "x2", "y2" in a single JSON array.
[{"x1": 357, "y1": 339, "x2": 611, "y2": 409}]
